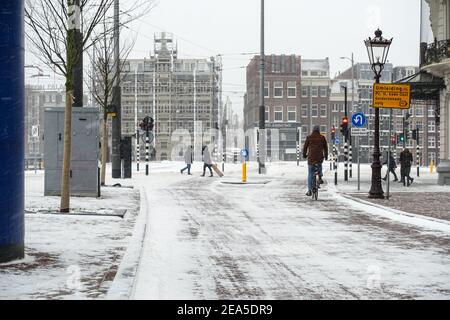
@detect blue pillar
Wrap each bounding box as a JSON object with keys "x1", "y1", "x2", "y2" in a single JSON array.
[{"x1": 0, "y1": 1, "x2": 25, "y2": 263}]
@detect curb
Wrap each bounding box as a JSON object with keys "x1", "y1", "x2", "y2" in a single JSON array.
[
  {"x1": 328, "y1": 184, "x2": 450, "y2": 234},
  {"x1": 106, "y1": 186, "x2": 149, "y2": 300}
]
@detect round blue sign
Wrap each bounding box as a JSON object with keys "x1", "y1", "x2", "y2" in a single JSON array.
[
  {"x1": 352, "y1": 113, "x2": 366, "y2": 128},
  {"x1": 240, "y1": 149, "x2": 249, "y2": 159}
]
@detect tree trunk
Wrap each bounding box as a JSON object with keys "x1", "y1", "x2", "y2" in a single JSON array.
[
  {"x1": 101, "y1": 115, "x2": 108, "y2": 186},
  {"x1": 60, "y1": 90, "x2": 73, "y2": 212}
]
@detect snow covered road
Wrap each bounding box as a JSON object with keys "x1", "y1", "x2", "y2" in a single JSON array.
[{"x1": 128, "y1": 162, "x2": 450, "y2": 300}]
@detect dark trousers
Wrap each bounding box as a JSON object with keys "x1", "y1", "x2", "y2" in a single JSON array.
[
  {"x1": 384, "y1": 168, "x2": 398, "y2": 181},
  {"x1": 203, "y1": 163, "x2": 213, "y2": 176},
  {"x1": 401, "y1": 165, "x2": 412, "y2": 184},
  {"x1": 181, "y1": 164, "x2": 191, "y2": 174}
]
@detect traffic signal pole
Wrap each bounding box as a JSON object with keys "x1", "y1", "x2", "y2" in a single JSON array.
[{"x1": 344, "y1": 86, "x2": 349, "y2": 182}]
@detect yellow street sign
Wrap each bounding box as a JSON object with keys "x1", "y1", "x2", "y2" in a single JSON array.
[
  {"x1": 108, "y1": 112, "x2": 117, "y2": 117},
  {"x1": 372, "y1": 83, "x2": 411, "y2": 109}
]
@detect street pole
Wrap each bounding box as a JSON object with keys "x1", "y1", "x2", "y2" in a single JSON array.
[
  {"x1": 344, "y1": 86, "x2": 348, "y2": 182},
  {"x1": 350, "y1": 53, "x2": 354, "y2": 179},
  {"x1": 135, "y1": 65, "x2": 140, "y2": 172},
  {"x1": 297, "y1": 127, "x2": 300, "y2": 166},
  {"x1": 386, "y1": 109, "x2": 393, "y2": 200},
  {"x1": 193, "y1": 63, "x2": 197, "y2": 160},
  {"x1": 111, "y1": 0, "x2": 122, "y2": 179},
  {"x1": 334, "y1": 144, "x2": 338, "y2": 185},
  {"x1": 369, "y1": 73, "x2": 384, "y2": 199},
  {"x1": 258, "y1": 0, "x2": 266, "y2": 175},
  {"x1": 357, "y1": 137, "x2": 361, "y2": 191},
  {"x1": 417, "y1": 131, "x2": 420, "y2": 177},
  {"x1": 146, "y1": 125, "x2": 149, "y2": 176}
]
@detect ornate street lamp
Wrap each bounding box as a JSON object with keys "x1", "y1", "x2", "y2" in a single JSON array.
[{"x1": 364, "y1": 29, "x2": 393, "y2": 199}]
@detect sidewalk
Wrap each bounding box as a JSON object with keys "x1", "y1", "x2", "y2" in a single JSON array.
[
  {"x1": 326, "y1": 163, "x2": 450, "y2": 222},
  {"x1": 0, "y1": 170, "x2": 140, "y2": 299}
]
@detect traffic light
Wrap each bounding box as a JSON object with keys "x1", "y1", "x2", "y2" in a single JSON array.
[
  {"x1": 391, "y1": 136, "x2": 397, "y2": 145},
  {"x1": 412, "y1": 129, "x2": 420, "y2": 144},
  {"x1": 140, "y1": 116, "x2": 155, "y2": 131},
  {"x1": 398, "y1": 133, "x2": 405, "y2": 143},
  {"x1": 340, "y1": 117, "x2": 349, "y2": 139},
  {"x1": 331, "y1": 126, "x2": 336, "y2": 141}
]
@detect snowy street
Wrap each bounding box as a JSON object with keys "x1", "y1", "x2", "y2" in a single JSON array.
[{"x1": 125, "y1": 162, "x2": 450, "y2": 300}]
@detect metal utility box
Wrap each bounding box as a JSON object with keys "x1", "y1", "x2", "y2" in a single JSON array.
[
  {"x1": 121, "y1": 136, "x2": 132, "y2": 179},
  {"x1": 44, "y1": 107, "x2": 100, "y2": 197}
]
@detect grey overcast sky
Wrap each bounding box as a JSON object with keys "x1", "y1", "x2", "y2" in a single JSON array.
[
  {"x1": 127, "y1": 0, "x2": 421, "y2": 113},
  {"x1": 26, "y1": 0, "x2": 421, "y2": 114}
]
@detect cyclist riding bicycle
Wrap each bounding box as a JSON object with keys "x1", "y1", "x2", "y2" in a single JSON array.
[{"x1": 303, "y1": 125, "x2": 328, "y2": 197}]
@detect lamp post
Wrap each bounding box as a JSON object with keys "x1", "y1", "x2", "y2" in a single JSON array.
[{"x1": 365, "y1": 29, "x2": 393, "y2": 199}]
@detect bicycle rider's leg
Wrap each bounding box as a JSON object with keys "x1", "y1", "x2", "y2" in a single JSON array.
[{"x1": 308, "y1": 164, "x2": 314, "y2": 191}]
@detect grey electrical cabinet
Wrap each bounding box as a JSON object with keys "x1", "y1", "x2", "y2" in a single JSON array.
[{"x1": 44, "y1": 107, "x2": 100, "y2": 197}]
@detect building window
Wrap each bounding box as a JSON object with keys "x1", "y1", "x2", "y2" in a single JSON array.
[
  {"x1": 320, "y1": 105, "x2": 327, "y2": 117},
  {"x1": 302, "y1": 87, "x2": 308, "y2": 97},
  {"x1": 274, "y1": 82, "x2": 283, "y2": 98},
  {"x1": 320, "y1": 87, "x2": 328, "y2": 97},
  {"x1": 274, "y1": 106, "x2": 283, "y2": 122},
  {"x1": 302, "y1": 71, "x2": 308, "y2": 77},
  {"x1": 311, "y1": 105, "x2": 318, "y2": 117},
  {"x1": 301, "y1": 126, "x2": 308, "y2": 140},
  {"x1": 428, "y1": 120, "x2": 436, "y2": 132},
  {"x1": 332, "y1": 103, "x2": 339, "y2": 112},
  {"x1": 311, "y1": 86, "x2": 318, "y2": 97},
  {"x1": 265, "y1": 106, "x2": 270, "y2": 122},
  {"x1": 287, "y1": 107, "x2": 296, "y2": 122},
  {"x1": 428, "y1": 152, "x2": 436, "y2": 164},
  {"x1": 320, "y1": 125, "x2": 327, "y2": 133},
  {"x1": 428, "y1": 105, "x2": 435, "y2": 117},
  {"x1": 287, "y1": 82, "x2": 296, "y2": 98},
  {"x1": 301, "y1": 105, "x2": 308, "y2": 117},
  {"x1": 415, "y1": 106, "x2": 423, "y2": 117},
  {"x1": 428, "y1": 136, "x2": 436, "y2": 148},
  {"x1": 264, "y1": 81, "x2": 269, "y2": 98}
]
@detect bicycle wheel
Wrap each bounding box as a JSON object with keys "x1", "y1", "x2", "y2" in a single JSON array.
[{"x1": 313, "y1": 174, "x2": 319, "y2": 201}]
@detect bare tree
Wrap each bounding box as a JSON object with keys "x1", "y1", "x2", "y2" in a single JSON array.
[
  {"x1": 25, "y1": 0, "x2": 154, "y2": 212},
  {"x1": 86, "y1": 17, "x2": 136, "y2": 186}
]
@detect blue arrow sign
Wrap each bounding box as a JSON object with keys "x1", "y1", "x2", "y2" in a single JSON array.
[
  {"x1": 352, "y1": 113, "x2": 366, "y2": 128},
  {"x1": 240, "y1": 149, "x2": 249, "y2": 159},
  {"x1": 335, "y1": 136, "x2": 341, "y2": 145}
]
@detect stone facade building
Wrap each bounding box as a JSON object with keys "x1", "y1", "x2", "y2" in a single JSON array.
[
  {"x1": 120, "y1": 32, "x2": 221, "y2": 161},
  {"x1": 420, "y1": 0, "x2": 450, "y2": 184}
]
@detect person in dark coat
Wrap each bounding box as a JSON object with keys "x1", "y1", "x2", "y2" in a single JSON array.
[
  {"x1": 303, "y1": 125, "x2": 328, "y2": 196},
  {"x1": 201, "y1": 146, "x2": 213, "y2": 177},
  {"x1": 399, "y1": 148, "x2": 414, "y2": 186},
  {"x1": 382, "y1": 151, "x2": 398, "y2": 182}
]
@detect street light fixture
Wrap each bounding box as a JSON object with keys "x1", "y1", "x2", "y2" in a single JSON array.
[{"x1": 365, "y1": 29, "x2": 393, "y2": 199}]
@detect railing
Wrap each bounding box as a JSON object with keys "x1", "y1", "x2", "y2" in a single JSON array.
[{"x1": 423, "y1": 39, "x2": 450, "y2": 66}]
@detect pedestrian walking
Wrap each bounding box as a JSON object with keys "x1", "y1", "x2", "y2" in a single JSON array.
[
  {"x1": 201, "y1": 145, "x2": 213, "y2": 177},
  {"x1": 181, "y1": 146, "x2": 193, "y2": 175},
  {"x1": 382, "y1": 151, "x2": 398, "y2": 182},
  {"x1": 399, "y1": 148, "x2": 414, "y2": 186}
]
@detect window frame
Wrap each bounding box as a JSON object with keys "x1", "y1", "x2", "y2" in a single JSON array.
[
  {"x1": 287, "y1": 106, "x2": 296, "y2": 122},
  {"x1": 274, "y1": 81, "x2": 284, "y2": 98},
  {"x1": 274, "y1": 106, "x2": 283, "y2": 122}
]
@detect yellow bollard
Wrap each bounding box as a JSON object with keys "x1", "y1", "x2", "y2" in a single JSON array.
[
  {"x1": 430, "y1": 160, "x2": 434, "y2": 173},
  {"x1": 242, "y1": 162, "x2": 247, "y2": 183}
]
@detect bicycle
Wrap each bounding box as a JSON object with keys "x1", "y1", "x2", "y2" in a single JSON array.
[{"x1": 311, "y1": 164, "x2": 321, "y2": 201}]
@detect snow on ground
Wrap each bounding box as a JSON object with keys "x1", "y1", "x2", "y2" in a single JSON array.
[
  {"x1": 123, "y1": 161, "x2": 450, "y2": 300},
  {"x1": 0, "y1": 170, "x2": 140, "y2": 300},
  {"x1": 327, "y1": 162, "x2": 450, "y2": 221}
]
